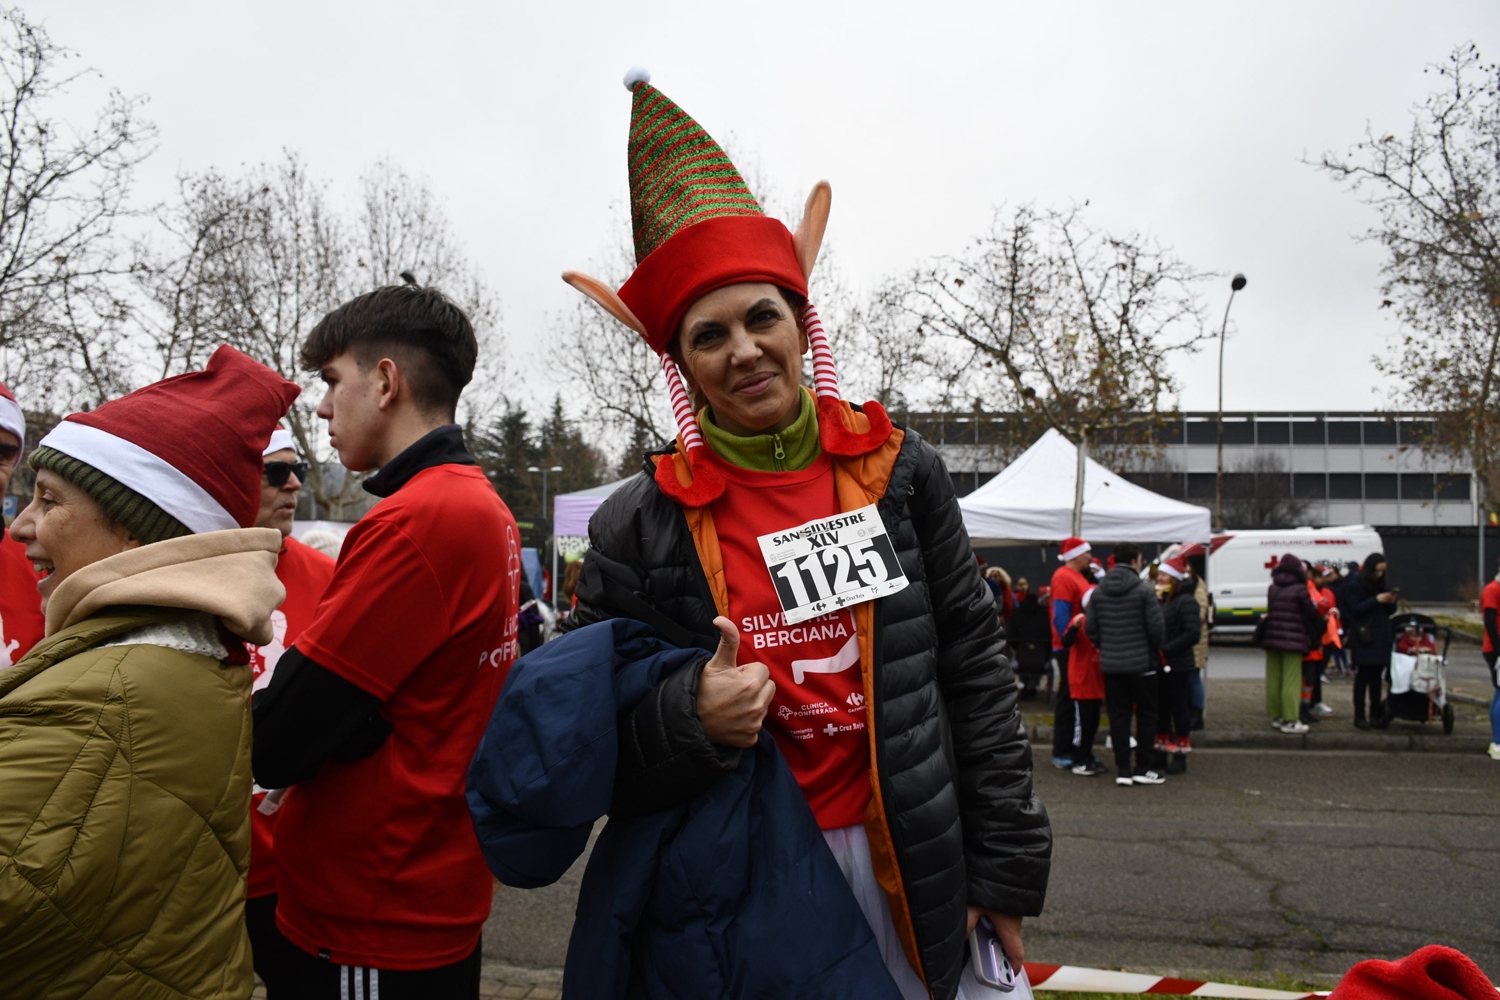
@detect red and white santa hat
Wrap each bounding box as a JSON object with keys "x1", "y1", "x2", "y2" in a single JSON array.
[
  {"x1": 1160, "y1": 556, "x2": 1189, "y2": 581},
  {"x1": 0, "y1": 381, "x2": 25, "y2": 457},
  {"x1": 36, "y1": 345, "x2": 301, "y2": 532},
  {"x1": 1058, "y1": 536, "x2": 1091, "y2": 562},
  {"x1": 264, "y1": 423, "x2": 297, "y2": 457}
]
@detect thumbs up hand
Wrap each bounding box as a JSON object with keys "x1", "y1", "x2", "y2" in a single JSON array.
[{"x1": 697, "y1": 616, "x2": 776, "y2": 749}]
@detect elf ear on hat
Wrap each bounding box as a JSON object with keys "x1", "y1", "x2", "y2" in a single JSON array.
[
  {"x1": 561, "y1": 68, "x2": 892, "y2": 507},
  {"x1": 31, "y1": 345, "x2": 301, "y2": 543},
  {"x1": 0, "y1": 381, "x2": 25, "y2": 458},
  {"x1": 1058, "y1": 537, "x2": 1091, "y2": 562}
]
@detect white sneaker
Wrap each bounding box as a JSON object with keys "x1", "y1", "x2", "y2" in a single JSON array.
[
  {"x1": 1488, "y1": 743, "x2": 1500, "y2": 761},
  {"x1": 1279, "y1": 720, "x2": 1310, "y2": 734},
  {"x1": 1115, "y1": 775, "x2": 1134, "y2": 786},
  {"x1": 1313, "y1": 702, "x2": 1334, "y2": 717},
  {"x1": 1133, "y1": 770, "x2": 1166, "y2": 785}
]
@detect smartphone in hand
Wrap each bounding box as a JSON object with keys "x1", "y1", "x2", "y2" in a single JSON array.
[{"x1": 969, "y1": 915, "x2": 1016, "y2": 991}]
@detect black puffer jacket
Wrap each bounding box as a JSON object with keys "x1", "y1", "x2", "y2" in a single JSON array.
[
  {"x1": 566, "y1": 428, "x2": 1051, "y2": 1000},
  {"x1": 1342, "y1": 574, "x2": 1396, "y2": 667},
  {"x1": 1262, "y1": 555, "x2": 1320, "y2": 654},
  {"x1": 1159, "y1": 586, "x2": 1202, "y2": 673},
  {"x1": 1084, "y1": 564, "x2": 1165, "y2": 674}
]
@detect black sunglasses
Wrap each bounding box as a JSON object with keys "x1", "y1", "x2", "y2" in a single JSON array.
[
  {"x1": 0, "y1": 443, "x2": 18, "y2": 462},
  {"x1": 264, "y1": 460, "x2": 309, "y2": 488}
]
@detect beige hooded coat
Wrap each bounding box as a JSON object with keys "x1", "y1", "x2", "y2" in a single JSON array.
[{"x1": 0, "y1": 528, "x2": 283, "y2": 1000}]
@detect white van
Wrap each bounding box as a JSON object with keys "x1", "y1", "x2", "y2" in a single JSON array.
[{"x1": 1166, "y1": 526, "x2": 1385, "y2": 633}]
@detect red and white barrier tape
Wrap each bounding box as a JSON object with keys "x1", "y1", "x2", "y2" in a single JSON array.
[{"x1": 1025, "y1": 964, "x2": 1328, "y2": 999}]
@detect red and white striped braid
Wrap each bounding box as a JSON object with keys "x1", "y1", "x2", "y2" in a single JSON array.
[
  {"x1": 802, "y1": 301, "x2": 841, "y2": 401},
  {"x1": 660, "y1": 354, "x2": 706, "y2": 453}
]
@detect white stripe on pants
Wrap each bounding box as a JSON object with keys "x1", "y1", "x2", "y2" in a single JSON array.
[{"x1": 822, "y1": 824, "x2": 1016, "y2": 1000}]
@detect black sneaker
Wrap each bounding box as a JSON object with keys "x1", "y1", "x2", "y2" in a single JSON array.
[{"x1": 1071, "y1": 760, "x2": 1108, "y2": 776}]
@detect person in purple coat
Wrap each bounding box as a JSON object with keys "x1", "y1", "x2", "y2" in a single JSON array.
[{"x1": 1261, "y1": 553, "x2": 1323, "y2": 734}]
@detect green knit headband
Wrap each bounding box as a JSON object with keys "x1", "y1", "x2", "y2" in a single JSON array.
[{"x1": 29, "y1": 445, "x2": 191, "y2": 546}]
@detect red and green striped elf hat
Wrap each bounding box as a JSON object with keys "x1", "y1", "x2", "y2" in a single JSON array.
[
  {"x1": 561, "y1": 69, "x2": 892, "y2": 507},
  {"x1": 616, "y1": 70, "x2": 807, "y2": 353}
]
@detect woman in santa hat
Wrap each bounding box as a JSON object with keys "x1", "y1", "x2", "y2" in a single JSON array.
[
  {"x1": 1154, "y1": 556, "x2": 1202, "y2": 769},
  {"x1": 561, "y1": 71, "x2": 1050, "y2": 1000},
  {"x1": 0, "y1": 346, "x2": 300, "y2": 999}
]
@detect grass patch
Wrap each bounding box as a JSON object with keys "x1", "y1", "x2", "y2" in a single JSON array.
[{"x1": 1431, "y1": 614, "x2": 1482, "y2": 642}]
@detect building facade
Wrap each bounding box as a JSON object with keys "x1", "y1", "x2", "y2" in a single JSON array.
[{"x1": 919, "y1": 410, "x2": 1477, "y2": 528}]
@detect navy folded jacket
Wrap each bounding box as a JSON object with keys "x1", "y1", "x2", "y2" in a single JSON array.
[{"x1": 467, "y1": 618, "x2": 903, "y2": 1000}]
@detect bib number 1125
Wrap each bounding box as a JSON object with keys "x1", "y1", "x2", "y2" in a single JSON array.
[{"x1": 758, "y1": 503, "x2": 909, "y2": 625}]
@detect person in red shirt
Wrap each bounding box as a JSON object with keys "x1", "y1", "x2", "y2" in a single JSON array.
[
  {"x1": 244, "y1": 424, "x2": 336, "y2": 997},
  {"x1": 1061, "y1": 586, "x2": 1105, "y2": 775},
  {"x1": 252, "y1": 284, "x2": 521, "y2": 1000},
  {"x1": 1049, "y1": 536, "x2": 1094, "y2": 769},
  {"x1": 1482, "y1": 558, "x2": 1500, "y2": 761},
  {"x1": 0, "y1": 381, "x2": 42, "y2": 667}
]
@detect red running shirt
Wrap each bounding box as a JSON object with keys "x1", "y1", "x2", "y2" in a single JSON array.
[
  {"x1": 0, "y1": 528, "x2": 43, "y2": 667},
  {"x1": 710, "y1": 453, "x2": 871, "y2": 831},
  {"x1": 272, "y1": 464, "x2": 522, "y2": 970},
  {"x1": 1049, "y1": 564, "x2": 1089, "y2": 650},
  {"x1": 246, "y1": 536, "x2": 336, "y2": 900},
  {"x1": 1482, "y1": 580, "x2": 1500, "y2": 655}
]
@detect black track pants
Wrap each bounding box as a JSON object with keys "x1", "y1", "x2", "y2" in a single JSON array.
[{"x1": 1104, "y1": 671, "x2": 1159, "y2": 776}]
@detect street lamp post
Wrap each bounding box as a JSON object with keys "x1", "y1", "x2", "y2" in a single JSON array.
[
  {"x1": 1215, "y1": 273, "x2": 1248, "y2": 533},
  {"x1": 528, "y1": 465, "x2": 565, "y2": 610}
]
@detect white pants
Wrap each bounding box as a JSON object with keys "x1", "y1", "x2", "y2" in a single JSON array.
[{"x1": 822, "y1": 825, "x2": 1017, "y2": 1000}]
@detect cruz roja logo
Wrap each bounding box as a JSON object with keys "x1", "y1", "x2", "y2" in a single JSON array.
[
  {"x1": 823, "y1": 720, "x2": 866, "y2": 736},
  {"x1": 846, "y1": 691, "x2": 866, "y2": 711}
]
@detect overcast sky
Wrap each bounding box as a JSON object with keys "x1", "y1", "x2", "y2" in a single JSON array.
[{"x1": 28, "y1": 0, "x2": 1500, "y2": 416}]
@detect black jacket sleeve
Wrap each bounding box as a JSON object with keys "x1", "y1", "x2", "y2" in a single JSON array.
[
  {"x1": 1160, "y1": 596, "x2": 1202, "y2": 658},
  {"x1": 251, "y1": 646, "x2": 392, "y2": 789},
  {"x1": 1486, "y1": 607, "x2": 1499, "y2": 654},
  {"x1": 610, "y1": 655, "x2": 741, "y2": 819},
  {"x1": 908, "y1": 442, "x2": 1051, "y2": 917},
  {"x1": 566, "y1": 481, "x2": 737, "y2": 817}
]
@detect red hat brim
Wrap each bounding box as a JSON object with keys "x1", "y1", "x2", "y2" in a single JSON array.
[{"x1": 619, "y1": 215, "x2": 808, "y2": 354}]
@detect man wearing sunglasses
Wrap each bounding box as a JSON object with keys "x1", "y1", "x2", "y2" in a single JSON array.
[
  {"x1": 0, "y1": 381, "x2": 42, "y2": 667},
  {"x1": 246, "y1": 423, "x2": 337, "y2": 996}
]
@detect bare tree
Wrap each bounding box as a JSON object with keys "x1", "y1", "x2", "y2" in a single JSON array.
[
  {"x1": 137, "y1": 154, "x2": 504, "y2": 514},
  {"x1": 355, "y1": 160, "x2": 506, "y2": 425},
  {"x1": 1317, "y1": 43, "x2": 1500, "y2": 518},
  {"x1": 0, "y1": 6, "x2": 154, "y2": 410},
  {"x1": 1221, "y1": 452, "x2": 1311, "y2": 529},
  {"x1": 897, "y1": 203, "x2": 1209, "y2": 532}
]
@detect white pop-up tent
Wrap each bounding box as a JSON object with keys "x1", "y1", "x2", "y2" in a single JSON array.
[
  {"x1": 959, "y1": 429, "x2": 1212, "y2": 545},
  {"x1": 553, "y1": 477, "x2": 634, "y2": 536}
]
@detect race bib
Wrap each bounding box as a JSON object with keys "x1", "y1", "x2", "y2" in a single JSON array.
[{"x1": 758, "y1": 503, "x2": 909, "y2": 625}]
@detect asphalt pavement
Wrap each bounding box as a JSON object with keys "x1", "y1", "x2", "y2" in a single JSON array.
[{"x1": 480, "y1": 642, "x2": 1500, "y2": 988}]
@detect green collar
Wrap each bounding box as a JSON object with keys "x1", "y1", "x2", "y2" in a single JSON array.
[{"x1": 700, "y1": 388, "x2": 821, "y2": 472}]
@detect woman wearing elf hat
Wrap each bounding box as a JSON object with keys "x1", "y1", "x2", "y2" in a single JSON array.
[
  {"x1": 0, "y1": 345, "x2": 301, "y2": 999},
  {"x1": 562, "y1": 70, "x2": 1050, "y2": 999}
]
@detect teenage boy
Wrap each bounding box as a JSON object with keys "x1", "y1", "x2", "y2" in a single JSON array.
[
  {"x1": 253, "y1": 284, "x2": 522, "y2": 1000},
  {"x1": 245, "y1": 425, "x2": 337, "y2": 996}
]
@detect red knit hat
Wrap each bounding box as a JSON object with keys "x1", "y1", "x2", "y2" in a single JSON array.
[
  {"x1": 1059, "y1": 537, "x2": 1091, "y2": 562},
  {"x1": 36, "y1": 345, "x2": 301, "y2": 532},
  {"x1": 560, "y1": 69, "x2": 893, "y2": 507},
  {"x1": 0, "y1": 381, "x2": 24, "y2": 458},
  {"x1": 1329, "y1": 946, "x2": 1496, "y2": 1000}
]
